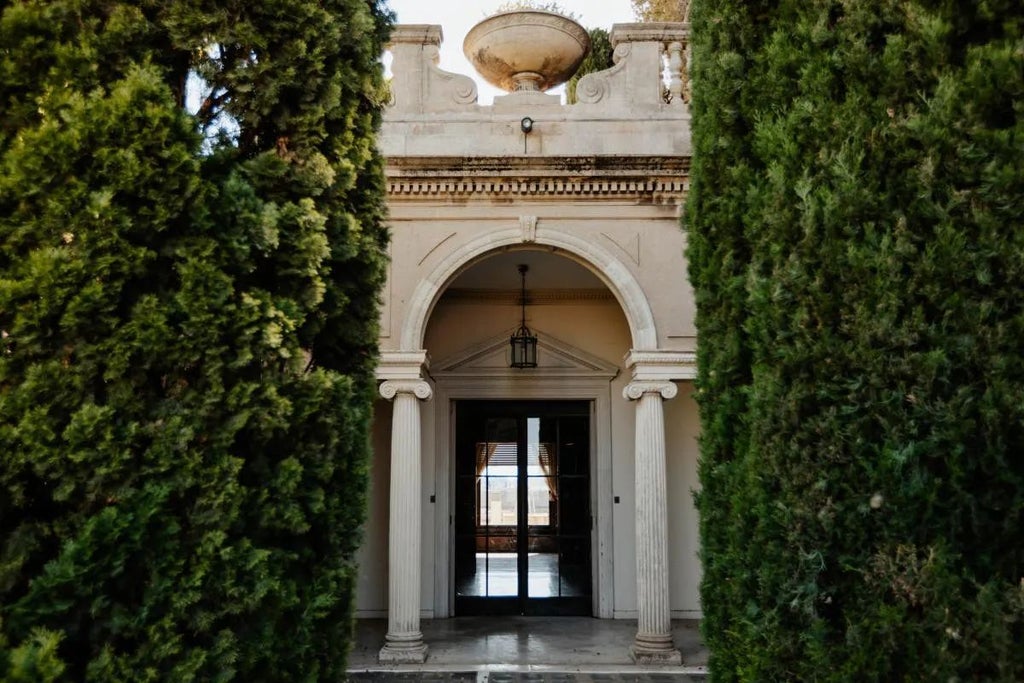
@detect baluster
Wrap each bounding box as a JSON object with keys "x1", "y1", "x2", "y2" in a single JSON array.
[{"x1": 666, "y1": 41, "x2": 684, "y2": 105}]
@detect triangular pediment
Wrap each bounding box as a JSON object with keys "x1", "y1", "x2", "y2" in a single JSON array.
[{"x1": 432, "y1": 331, "x2": 620, "y2": 379}]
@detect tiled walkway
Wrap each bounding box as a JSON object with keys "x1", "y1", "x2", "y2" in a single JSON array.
[
  {"x1": 347, "y1": 673, "x2": 705, "y2": 682},
  {"x1": 348, "y1": 617, "x2": 708, "y2": 682}
]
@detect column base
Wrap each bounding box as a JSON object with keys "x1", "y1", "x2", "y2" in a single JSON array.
[
  {"x1": 630, "y1": 644, "x2": 682, "y2": 665},
  {"x1": 378, "y1": 642, "x2": 428, "y2": 664}
]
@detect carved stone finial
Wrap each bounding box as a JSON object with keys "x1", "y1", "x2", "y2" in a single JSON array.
[
  {"x1": 623, "y1": 381, "x2": 678, "y2": 401},
  {"x1": 379, "y1": 379, "x2": 433, "y2": 401}
]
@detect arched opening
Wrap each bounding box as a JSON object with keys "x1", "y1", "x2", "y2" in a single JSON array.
[
  {"x1": 423, "y1": 247, "x2": 633, "y2": 618},
  {"x1": 399, "y1": 227, "x2": 658, "y2": 352},
  {"x1": 424, "y1": 248, "x2": 630, "y2": 365}
]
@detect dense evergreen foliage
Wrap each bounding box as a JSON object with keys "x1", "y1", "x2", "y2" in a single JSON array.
[
  {"x1": 687, "y1": 0, "x2": 1024, "y2": 679},
  {"x1": 0, "y1": 0, "x2": 391, "y2": 679}
]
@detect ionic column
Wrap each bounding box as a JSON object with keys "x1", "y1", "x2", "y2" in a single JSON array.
[
  {"x1": 378, "y1": 379, "x2": 432, "y2": 663},
  {"x1": 624, "y1": 380, "x2": 682, "y2": 665}
]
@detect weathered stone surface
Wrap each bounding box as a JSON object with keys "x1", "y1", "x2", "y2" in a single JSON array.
[{"x1": 463, "y1": 10, "x2": 590, "y2": 93}]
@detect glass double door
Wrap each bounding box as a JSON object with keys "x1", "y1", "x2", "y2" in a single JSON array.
[{"x1": 454, "y1": 401, "x2": 591, "y2": 616}]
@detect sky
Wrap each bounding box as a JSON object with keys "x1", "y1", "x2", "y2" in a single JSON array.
[{"x1": 383, "y1": 0, "x2": 637, "y2": 103}]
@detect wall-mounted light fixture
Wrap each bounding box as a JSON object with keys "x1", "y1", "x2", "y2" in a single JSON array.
[
  {"x1": 509, "y1": 264, "x2": 538, "y2": 368},
  {"x1": 519, "y1": 117, "x2": 534, "y2": 153}
]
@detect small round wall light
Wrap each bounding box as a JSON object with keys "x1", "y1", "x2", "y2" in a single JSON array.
[{"x1": 520, "y1": 116, "x2": 534, "y2": 134}]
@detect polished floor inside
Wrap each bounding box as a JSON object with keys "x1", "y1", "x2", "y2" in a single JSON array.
[{"x1": 455, "y1": 553, "x2": 588, "y2": 598}]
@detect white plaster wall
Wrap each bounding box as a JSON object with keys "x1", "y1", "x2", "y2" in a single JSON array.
[
  {"x1": 610, "y1": 369, "x2": 637, "y2": 616},
  {"x1": 610, "y1": 379, "x2": 701, "y2": 619},
  {"x1": 666, "y1": 386, "x2": 702, "y2": 617}
]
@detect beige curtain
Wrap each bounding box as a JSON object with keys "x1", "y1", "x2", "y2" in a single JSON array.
[
  {"x1": 537, "y1": 443, "x2": 557, "y2": 501},
  {"x1": 475, "y1": 442, "x2": 498, "y2": 477},
  {"x1": 475, "y1": 442, "x2": 498, "y2": 527}
]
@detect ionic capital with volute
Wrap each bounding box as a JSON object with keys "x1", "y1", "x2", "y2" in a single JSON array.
[
  {"x1": 379, "y1": 379, "x2": 433, "y2": 401},
  {"x1": 623, "y1": 381, "x2": 677, "y2": 401}
]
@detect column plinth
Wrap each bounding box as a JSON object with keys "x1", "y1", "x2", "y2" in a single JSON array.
[
  {"x1": 624, "y1": 380, "x2": 682, "y2": 665},
  {"x1": 378, "y1": 379, "x2": 432, "y2": 664}
]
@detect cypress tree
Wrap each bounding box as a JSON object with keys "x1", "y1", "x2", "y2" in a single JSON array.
[
  {"x1": 0, "y1": 1, "x2": 391, "y2": 679},
  {"x1": 688, "y1": 0, "x2": 1024, "y2": 679}
]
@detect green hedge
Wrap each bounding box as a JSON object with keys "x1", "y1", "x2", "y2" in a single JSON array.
[
  {"x1": 687, "y1": 0, "x2": 1024, "y2": 679},
  {"x1": 0, "y1": 1, "x2": 391, "y2": 679}
]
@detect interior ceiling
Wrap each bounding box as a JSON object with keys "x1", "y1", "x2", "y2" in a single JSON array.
[{"x1": 446, "y1": 250, "x2": 606, "y2": 290}]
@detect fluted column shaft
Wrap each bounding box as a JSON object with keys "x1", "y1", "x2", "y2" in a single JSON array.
[
  {"x1": 378, "y1": 379, "x2": 432, "y2": 663},
  {"x1": 624, "y1": 380, "x2": 682, "y2": 664}
]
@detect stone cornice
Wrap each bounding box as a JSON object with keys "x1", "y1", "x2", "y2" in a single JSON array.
[
  {"x1": 611, "y1": 23, "x2": 690, "y2": 47},
  {"x1": 625, "y1": 349, "x2": 698, "y2": 381},
  {"x1": 386, "y1": 156, "x2": 688, "y2": 201},
  {"x1": 387, "y1": 155, "x2": 689, "y2": 175},
  {"x1": 388, "y1": 24, "x2": 442, "y2": 47},
  {"x1": 376, "y1": 350, "x2": 429, "y2": 381}
]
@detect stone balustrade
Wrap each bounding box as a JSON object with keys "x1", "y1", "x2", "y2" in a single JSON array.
[
  {"x1": 575, "y1": 24, "x2": 690, "y2": 109},
  {"x1": 381, "y1": 22, "x2": 691, "y2": 159}
]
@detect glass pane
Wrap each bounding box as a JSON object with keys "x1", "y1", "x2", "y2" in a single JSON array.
[
  {"x1": 558, "y1": 476, "x2": 589, "y2": 535},
  {"x1": 559, "y1": 538, "x2": 591, "y2": 596},
  {"x1": 484, "y1": 547, "x2": 517, "y2": 596},
  {"x1": 455, "y1": 534, "x2": 484, "y2": 596},
  {"x1": 479, "y1": 474, "x2": 517, "y2": 527},
  {"x1": 526, "y1": 475, "x2": 553, "y2": 526},
  {"x1": 558, "y1": 416, "x2": 588, "y2": 476},
  {"x1": 528, "y1": 549, "x2": 559, "y2": 598},
  {"x1": 486, "y1": 417, "x2": 518, "y2": 443},
  {"x1": 455, "y1": 476, "x2": 476, "y2": 534}
]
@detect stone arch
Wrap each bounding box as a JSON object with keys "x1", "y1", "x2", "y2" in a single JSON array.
[{"x1": 399, "y1": 227, "x2": 658, "y2": 350}]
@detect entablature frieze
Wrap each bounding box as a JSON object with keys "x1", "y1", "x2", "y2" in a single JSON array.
[{"x1": 386, "y1": 155, "x2": 689, "y2": 203}]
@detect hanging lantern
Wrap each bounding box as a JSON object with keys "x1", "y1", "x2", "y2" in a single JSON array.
[{"x1": 510, "y1": 264, "x2": 538, "y2": 368}]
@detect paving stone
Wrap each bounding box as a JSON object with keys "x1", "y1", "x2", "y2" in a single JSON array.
[
  {"x1": 346, "y1": 673, "x2": 477, "y2": 682},
  {"x1": 346, "y1": 672, "x2": 706, "y2": 682}
]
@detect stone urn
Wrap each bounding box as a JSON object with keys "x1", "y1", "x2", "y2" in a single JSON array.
[{"x1": 463, "y1": 10, "x2": 591, "y2": 93}]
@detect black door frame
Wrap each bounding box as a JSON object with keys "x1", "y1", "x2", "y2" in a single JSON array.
[{"x1": 453, "y1": 400, "x2": 592, "y2": 616}]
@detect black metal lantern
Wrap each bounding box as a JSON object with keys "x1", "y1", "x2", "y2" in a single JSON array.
[{"x1": 510, "y1": 264, "x2": 538, "y2": 368}]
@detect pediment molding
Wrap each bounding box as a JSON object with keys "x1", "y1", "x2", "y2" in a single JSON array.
[{"x1": 432, "y1": 330, "x2": 620, "y2": 380}]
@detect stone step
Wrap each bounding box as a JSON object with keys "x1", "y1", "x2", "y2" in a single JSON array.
[{"x1": 347, "y1": 672, "x2": 708, "y2": 682}]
